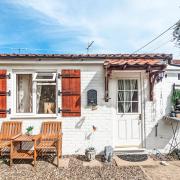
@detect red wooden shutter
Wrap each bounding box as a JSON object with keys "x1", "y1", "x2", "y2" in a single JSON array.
[
  {"x1": 0, "y1": 70, "x2": 7, "y2": 118},
  {"x1": 61, "y1": 70, "x2": 81, "y2": 117}
]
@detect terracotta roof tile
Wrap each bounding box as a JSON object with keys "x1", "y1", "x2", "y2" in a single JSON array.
[{"x1": 104, "y1": 59, "x2": 164, "y2": 67}]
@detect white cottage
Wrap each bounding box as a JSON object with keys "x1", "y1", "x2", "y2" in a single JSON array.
[{"x1": 0, "y1": 53, "x2": 177, "y2": 155}]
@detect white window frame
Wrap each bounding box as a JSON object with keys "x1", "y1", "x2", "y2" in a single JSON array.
[
  {"x1": 12, "y1": 70, "x2": 58, "y2": 118},
  {"x1": 33, "y1": 72, "x2": 56, "y2": 82},
  {"x1": 117, "y1": 78, "x2": 141, "y2": 115}
]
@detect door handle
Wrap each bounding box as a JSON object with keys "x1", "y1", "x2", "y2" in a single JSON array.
[{"x1": 139, "y1": 114, "x2": 142, "y2": 120}]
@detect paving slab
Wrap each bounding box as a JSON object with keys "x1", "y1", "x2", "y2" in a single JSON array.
[
  {"x1": 143, "y1": 163, "x2": 180, "y2": 180},
  {"x1": 83, "y1": 159, "x2": 102, "y2": 167},
  {"x1": 169, "y1": 160, "x2": 180, "y2": 167},
  {"x1": 113, "y1": 155, "x2": 159, "y2": 167}
]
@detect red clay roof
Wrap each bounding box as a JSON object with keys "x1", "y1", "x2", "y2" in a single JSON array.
[
  {"x1": 0, "y1": 53, "x2": 172, "y2": 60},
  {"x1": 104, "y1": 58, "x2": 164, "y2": 66}
]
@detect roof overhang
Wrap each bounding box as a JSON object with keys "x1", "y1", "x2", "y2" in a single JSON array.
[
  {"x1": 104, "y1": 58, "x2": 167, "y2": 71},
  {"x1": 103, "y1": 57, "x2": 172, "y2": 102},
  {"x1": 0, "y1": 53, "x2": 172, "y2": 60}
]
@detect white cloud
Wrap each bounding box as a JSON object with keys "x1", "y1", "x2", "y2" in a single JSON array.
[{"x1": 8, "y1": 0, "x2": 180, "y2": 56}]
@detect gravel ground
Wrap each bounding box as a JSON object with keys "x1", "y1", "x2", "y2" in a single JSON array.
[{"x1": 0, "y1": 155, "x2": 147, "y2": 180}]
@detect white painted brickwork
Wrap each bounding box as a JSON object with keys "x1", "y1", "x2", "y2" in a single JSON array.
[
  {"x1": 145, "y1": 67, "x2": 180, "y2": 153},
  {"x1": 0, "y1": 62, "x2": 178, "y2": 154},
  {"x1": 0, "y1": 63, "x2": 113, "y2": 155}
]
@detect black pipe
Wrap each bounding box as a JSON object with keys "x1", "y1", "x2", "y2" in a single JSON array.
[
  {"x1": 155, "y1": 123, "x2": 158, "y2": 137},
  {"x1": 168, "y1": 59, "x2": 180, "y2": 67}
]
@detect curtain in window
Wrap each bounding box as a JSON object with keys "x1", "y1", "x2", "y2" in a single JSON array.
[
  {"x1": 124, "y1": 80, "x2": 131, "y2": 112},
  {"x1": 36, "y1": 85, "x2": 42, "y2": 113},
  {"x1": 118, "y1": 80, "x2": 138, "y2": 113},
  {"x1": 17, "y1": 74, "x2": 32, "y2": 113},
  {"x1": 131, "y1": 80, "x2": 138, "y2": 112}
]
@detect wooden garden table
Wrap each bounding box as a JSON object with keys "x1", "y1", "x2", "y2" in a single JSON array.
[{"x1": 10, "y1": 134, "x2": 38, "y2": 166}]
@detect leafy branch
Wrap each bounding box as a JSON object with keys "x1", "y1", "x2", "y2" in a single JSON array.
[{"x1": 172, "y1": 89, "x2": 180, "y2": 105}]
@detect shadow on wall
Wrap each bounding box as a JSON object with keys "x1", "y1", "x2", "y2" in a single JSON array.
[
  {"x1": 73, "y1": 68, "x2": 112, "y2": 154},
  {"x1": 144, "y1": 78, "x2": 177, "y2": 153},
  {"x1": 75, "y1": 116, "x2": 86, "y2": 129},
  {"x1": 165, "y1": 88, "x2": 173, "y2": 115},
  {"x1": 144, "y1": 118, "x2": 175, "y2": 153},
  {"x1": 145, "y1": 89, "x2": 178, "y2": 153}
]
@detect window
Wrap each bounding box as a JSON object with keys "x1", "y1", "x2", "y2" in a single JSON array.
[
  {"x1": 15, "y1": 72, "x2": 57, "y2": 115},
  {"x1": 36, "y1": 83, "x2": 56, "y2": 114},
  {"x1": 16, "y1": 74, "x2": 32, "y2": 113},
  {"x1": 33, "y1": 72, "x2": 56, "y2": 82},
  {"x1": 117, "y1": 79, "x2": 139, "y2": 113},
  {"x1": 178, "y1": 73, "x2": 180, "y2": 80}
]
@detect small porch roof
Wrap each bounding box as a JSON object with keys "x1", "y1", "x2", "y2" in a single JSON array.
[
  {"x1": 104, "y1": 58, "x2": 167, "y2": 71},
  {"x1": 103, "y1": 57, "x2": 172, "y2": 102}
]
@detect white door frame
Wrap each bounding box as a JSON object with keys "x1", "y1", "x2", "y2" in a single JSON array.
[{"x1": 110, "y1": 71, "x2": 145, "y2": 149}]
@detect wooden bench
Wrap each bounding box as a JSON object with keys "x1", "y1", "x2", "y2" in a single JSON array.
[
  {"x1": 0, "y1": 121, "x2": 22, "y2": 157},
  {"x1": 34, "y1": 121, "x2": 62, "y2": 167}
]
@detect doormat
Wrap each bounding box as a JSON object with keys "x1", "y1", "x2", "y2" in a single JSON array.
[{"x1": 118, "y1": 154, "x2": 148, "y2": 162}]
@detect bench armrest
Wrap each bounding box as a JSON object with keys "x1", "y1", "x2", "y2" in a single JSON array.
[
  {"x1": 56, "y1": 133, "x2": 63, "y2": 141},
  {"x1": 33, "y1": 134, "x2": 42, "y2": 141},
  {"x1": 11, "y1": 133, "x2": 22, "y2": 140}
]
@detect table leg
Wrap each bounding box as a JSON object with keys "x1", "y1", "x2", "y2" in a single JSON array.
[
  {"x1": 169, "y1": 122, "x2": 180, "y2": 155},
  {"x1": 34, "y1": 140, "x2": 37, "y2": 167},
  {"x1": 20, "y1": 141, "x2": 22, "y2": 150},
  {"x1": 10, "y1": 141, "x2": 13, "y2": 167},
  {"x1": 57, "y1": 140, "x2": 61, "y2": 168}
]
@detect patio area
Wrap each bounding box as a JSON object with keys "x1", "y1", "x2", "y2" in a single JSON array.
[{"x1": 0, "y1": 155, "x2": 148, "y2": 180}]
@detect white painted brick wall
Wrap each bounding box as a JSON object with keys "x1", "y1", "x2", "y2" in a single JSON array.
[
  {"x1": 0, "y1": 62, "x2": 178, "y2": 155},
  {"x1": 145, "y1": 69, "x2": 180, "y2": 153},
  {"x1": 0, "y1": 64, "x2": 113, "y2": 155}
]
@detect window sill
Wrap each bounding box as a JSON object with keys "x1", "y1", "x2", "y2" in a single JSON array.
[
  {"x1": 116, "y1": 113, "x2": 141, "y2": 115},
  {"x1": 10, "y1": 114, "x2": 58, "y2": 119}
]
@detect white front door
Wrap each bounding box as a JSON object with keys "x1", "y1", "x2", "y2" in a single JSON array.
[{"x1": 115, "y1": 78, "x2": 142, "y2": 147}]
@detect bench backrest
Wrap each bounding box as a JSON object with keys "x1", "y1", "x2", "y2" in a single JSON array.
[
  {"x1": 0, "y1": 121, "x2": 22, "y2": 140},
  {"x1": 41, "y1": 121, "x2": 62, "y2": 140}
]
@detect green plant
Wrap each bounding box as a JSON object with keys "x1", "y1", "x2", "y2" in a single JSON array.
[
  {"x1": 26, "y1": 126, "x2": 34, "y2": 133},
  {"x1": 172, "y1": 89, "x2": 180, "y2": 105}
]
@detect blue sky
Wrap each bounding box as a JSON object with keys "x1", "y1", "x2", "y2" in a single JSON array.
[{"x1": 0, "y1": 0, "x2": 180, "y2": 57}]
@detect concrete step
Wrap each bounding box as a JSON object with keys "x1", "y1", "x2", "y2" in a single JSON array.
[{"x1": 114, "y1": 147, "x2": 148, "y2": 155}]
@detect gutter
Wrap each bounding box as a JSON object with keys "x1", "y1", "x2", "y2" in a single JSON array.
[{"x1": 168, "y1": 59, "x2": 180, "y2": 67}]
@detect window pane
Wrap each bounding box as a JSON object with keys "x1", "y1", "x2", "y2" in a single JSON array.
[
  {"x1": 132, "y1": 102, "x2": 138, "y2": 112},
  {"x1": 125, "y1": 80, "x2": 131, "y2": 90},
  {"x1": 117, "y1": 79, "x2": 139, "y2": 113},
  {"x1": 118, "y1": 91, "x2": 124, "y2": 101},
  {"x1": 131, "y1": 80, "x2": 138, "y2": 90},
  {"x1": 118, "y1": 80, "x2": 124, "y2": 90},
  {"x1": 124, "y1": 102, "x2": 131, "y2": 113},
  {"x1": 124, "y1": 91, "x2": 131, "y2": 101},
  {"x1": 132, "y1": 91, "x2": 138, "y2": 101},
  {"x1": 16, "y1": 74, "x2": 32, "y2": 113},
  {"x1": 118, "y1": 102, "x2": 124, "y2": 113},
  {"x1": 37, "y1": 85, "x2": 56, "y2": 114},
  {"x1": 36, "y1": 72, "x2": 54, "y2": 80}
]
